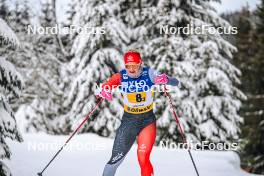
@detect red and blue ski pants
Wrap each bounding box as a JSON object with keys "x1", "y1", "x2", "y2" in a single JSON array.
[{"x1": 102, "y1": 110, "x2": 156, "y2": 176}]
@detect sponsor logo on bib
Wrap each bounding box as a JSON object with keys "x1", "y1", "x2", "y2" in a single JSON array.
[{"x1": 125, "y1": 104, "x2": 153, "y2": 114}]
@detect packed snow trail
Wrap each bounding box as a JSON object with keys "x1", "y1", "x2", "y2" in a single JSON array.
[{"x1": 5, "y1": 133, "x2": 257, "y2": 176}]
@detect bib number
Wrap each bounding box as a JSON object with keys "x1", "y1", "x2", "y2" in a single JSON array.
[
  {"x1": 136, "y1": 94, "x2": 146, "y2": 102},
  {"x1": 127, "y1": 92, "x2": 147, "y2": 103}
]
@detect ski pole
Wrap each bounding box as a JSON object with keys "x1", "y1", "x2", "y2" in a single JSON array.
[
  {"x1": 164, "y1": 87, "x2": 200, "y2": 176},
  {"x1": 37, "y1": 97, "x2": 105, "y2": 176}
]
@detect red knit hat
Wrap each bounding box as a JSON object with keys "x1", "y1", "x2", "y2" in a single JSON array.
[{"x1": 124, "y1": 50, "x2": 142, "y2": 64}]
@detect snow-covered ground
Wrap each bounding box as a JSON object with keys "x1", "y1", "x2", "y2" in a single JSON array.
[{"x1": 5, "y1": 133, "x2": 257, "y2": 176}]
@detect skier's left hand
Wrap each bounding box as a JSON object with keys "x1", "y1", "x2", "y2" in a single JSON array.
[{"x1": 155, "y1": 74, "x2": 169, "y2": 84}]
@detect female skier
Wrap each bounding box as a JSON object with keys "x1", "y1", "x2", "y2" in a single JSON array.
[{"x1": 95, "y1": 50, "x2": 179, "y2": 176}]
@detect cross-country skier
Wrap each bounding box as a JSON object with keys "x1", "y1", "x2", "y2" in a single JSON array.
[{"x1": 95, "y1": 50, "x2": 179, "y2": 176}]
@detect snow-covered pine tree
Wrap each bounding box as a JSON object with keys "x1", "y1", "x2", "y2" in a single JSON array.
[
  {"x1": 62, "y1": 0, "x2": 128, "y2": 137},
  {"x1": 134, "y1": 0, "x2": 246, "y2": 144},
  {"x1": 4, "y1": 0, "x2": 32, "y2": 104},
  {"x1": 0, "y1": 17, "x2": 23, "y2": 176},
  {"x1": 241, "y1": 0, "x2": 264, "y2": 173},
  {"x1": 0, "y1": 0, "x2": 40, "y2": 132},
  {"x1": 14, "y1": 0, "x2": 72, "y2": 134}
]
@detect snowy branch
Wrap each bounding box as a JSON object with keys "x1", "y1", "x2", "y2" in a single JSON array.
[
  {"x1": 0, "y1": 18, "x2": 20, "y2": 47},
  {"x1": 244, "y1": 110, "x2": 264, "y2": 116},
  {"x1": 247, "y1": 94, "x2": 264, "y2": 99}
]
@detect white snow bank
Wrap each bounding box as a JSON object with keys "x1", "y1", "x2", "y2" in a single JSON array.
[{"x1": 5, "y1": 133, "x2": 258, "y2": 176}]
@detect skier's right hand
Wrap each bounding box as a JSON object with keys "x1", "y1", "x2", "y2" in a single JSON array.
[{"x1": 95, "y1": 88, "x2": 113, "y2": 101}]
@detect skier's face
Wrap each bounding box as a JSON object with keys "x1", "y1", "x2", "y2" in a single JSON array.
[{"x1": 125, "y1": 62, "x2": 141, "y2": 78}]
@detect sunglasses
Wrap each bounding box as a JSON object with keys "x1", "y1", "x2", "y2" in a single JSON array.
[{"x1": 125, "y1": 64, "x2": 140, "y2": 69}]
